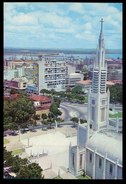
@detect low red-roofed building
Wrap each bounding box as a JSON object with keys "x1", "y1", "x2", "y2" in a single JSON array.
[
  {"x1": 10, "y1": 93, "x2": 20, "y2": 99},
  {"x1": 28, "y1": 94, "x2": 53, "y2": 119}
]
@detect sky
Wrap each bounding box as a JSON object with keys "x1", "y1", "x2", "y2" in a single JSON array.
[{"x1": 4, "y1": 2, "x2": 122, "y2": 49}]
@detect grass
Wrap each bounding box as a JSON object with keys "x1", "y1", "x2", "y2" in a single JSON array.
[
  {"x1": 77, "y1": 175, "x2": 91, "y2": 179},
  {"x1": 4, "y1": 138, "x2": 9, "y2": 144},
  {"x1": 53, "y1": 176, "x2": 62, "y2": 179},
  {"x1": 109, "y1": 111, "x2": 122, "y2": 118},
  {"x1": 83, "y1": 95, "x2": 88, "y2": 103},
  {"x1": 11, "y1": 148, "x2": 24, "y2": 156}
]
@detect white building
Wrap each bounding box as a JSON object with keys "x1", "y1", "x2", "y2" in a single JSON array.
[
  {"x1": 69, "y1": 18, "x2": 122, "y2": 179},
  {"x1": 26, "y1": 59, "x2": 66, "y2": 94}
]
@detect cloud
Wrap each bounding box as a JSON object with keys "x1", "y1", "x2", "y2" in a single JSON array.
[
  {"x1": 69, "y1": 3, "x2": 85, "y2": 14},
  {"x1": 6, "y1": 12, "x2": 38, "y2": 26},
  {"x1": 39, "y1": 11, "x2": 72, "y2": 28},
  {"x1": 4, "y1": 2, "x2": 122, "y2": 49},
  {"x1": 85, "y1": 23, "x2": 92, "y2": 30}
]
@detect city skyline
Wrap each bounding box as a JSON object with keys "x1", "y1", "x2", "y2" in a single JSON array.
[{"x1": 4, "y1": 2, "x2": 122, "y2": 49}]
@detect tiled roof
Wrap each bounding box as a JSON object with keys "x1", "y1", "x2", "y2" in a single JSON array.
[
  {"x1": 28, "y1": 94, "x2": 53, "y2": 102},
  {"x1": 10, "y1": 93, "x2": 20, "y2": 99},
  {"x1": 76, "y1": 80, "x2": 92, "y2": 85}
]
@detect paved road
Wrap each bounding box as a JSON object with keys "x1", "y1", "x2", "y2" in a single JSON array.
[{"x1": 59, "y1": 102, "x2": 88, "y2": 122}]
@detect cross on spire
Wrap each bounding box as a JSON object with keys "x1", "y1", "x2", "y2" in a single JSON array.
[{"x1": 100, "y1": 18, "x2": 104, "y2": 32}]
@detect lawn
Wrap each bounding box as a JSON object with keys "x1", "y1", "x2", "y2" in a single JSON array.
[
  {"x1": 4, "y1": 138, "x2": 9, "y2": 144},
  {"x1": 83, "y1": 95, "x2": 88, "y2": 103},
  {"x1": 77, "y1": 175, "x2": 91, "y2": 179},
  {"x1": 53, "y1": 176, "x2": 62, "y2": 179},
  {"x1": 109, "y1": 111, "x2": 122, "y2": 118},
  {"x1": 11, "y1": 148, "x2": 24, "y2": 156}
]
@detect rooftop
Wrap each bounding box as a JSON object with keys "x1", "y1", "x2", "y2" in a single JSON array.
[
  {"x1": 10, "y1": 93, "x2": 20, "y2": 99},
  {"x1": 28, "y1": 94, "x2": 53, "y2": 102},
  {"x1": 88, "y1": 128, "x2": 122, "y2": 165},
  {"x1": 11, "y1": 60, "x2": 39, "y2": 62},
  {"x1": 76, "y1": 80, "x2": 92, "y2": 85}
]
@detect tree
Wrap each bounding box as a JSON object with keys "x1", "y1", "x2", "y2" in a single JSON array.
[
  {"x1": 30, "y1": 120, "x2": 37, "y2": 131},
  {"x1": 66, "y1": 88, "x2": 71, "y2": 93},
  {"x1": 9, "y1": 123, "x2": 18, "y2": 132},
  {"x1": 10, "y1": 88, "x2": 19, "y2": 95},
  {"x1": 3, "y1": 146, "x2": 13, "y2": 166},
  {"x1": 47, "y1": 112, "x2": 55, "y2": 129},
  {"x1": 4, "y1": 125, "x2": 8, "y2": 131},
  {"x1": 72, "y1": 85, "x2": 82, "y2": 94},
  {"x1": 12, "y1": 155, "x2": 27, "y2": 173},
  {"x1": 80, "y1": 119, "x2": 87, "y2": 124},
  {"x1": 56, "y1": 117, "x2": 63, "y2": 127},
  {"x1": 41, "y1": 113, "x2": 47, "y2": 130},
  {"x1": 41, "y1": 113, "x2": 47, "y2": 121},
  {"x1": 70, "y1": 117, "x2": 78, "y2": 127},
  {"x1": 40, "y1": 89, "x2": 47, "y2": 96},
  {"x1": 16, "y1": 165, "x2": 29, "y2": 178},
  {"x1": 107, "y1": 84, "x2": 122, "y2": 103},
  {"x1": 20, "y1": 123, "x2": 28, "y2": 131},
  {"x1": 81, "y1": 169, "x2": 86, "y2": 177},
  {"x1": 3, "y1": 96, "x2": 35, "y2": 123},
  {"x1": 49, "y1": 103, "x2": 62, "y2": 119},
  {"x1": 66, "y1": 93, "x2": 73, "y2": 101},
  {"x1": 83, "y1": 73, "x2": 88, "y2": 80},
  {"x1": 27, "y1": 163, "x2": 42, "y2": 179},
  {"x1": 78, "y1": 95, "x2": 85, "y2": 102},
  {"x1": 53, "y1": 97, "x2": 61, "y2": 107},
  {"x1": 4, "y1": 117, "x2": 12, "y2": 125},
  {"x1": 33, "y1": 114, "x2": 40, "y2": 124}
]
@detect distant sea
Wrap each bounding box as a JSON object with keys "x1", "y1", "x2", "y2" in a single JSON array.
[{"x1": 4, "y1": 53, "x2": 122, "y2": 60}]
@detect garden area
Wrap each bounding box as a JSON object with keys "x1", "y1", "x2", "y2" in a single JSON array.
[
  {"x1": 109, "y1": 111, "x2": 122, "y2": 118},
  {"x1": 4, "y1": 138, "x2": 9, "y2": 144},
  {"x1": 77, "y1": 175, "x2": 91, "y2": 179}
]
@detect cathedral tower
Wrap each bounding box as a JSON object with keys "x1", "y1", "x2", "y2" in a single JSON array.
[{"x1": 88, "y1": 18, "x2": 110, "y2": 131}]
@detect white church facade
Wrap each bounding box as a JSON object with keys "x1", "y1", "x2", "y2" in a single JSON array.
[{"x1": 69, "y1": 19, "x2": 122, "y2": 179}]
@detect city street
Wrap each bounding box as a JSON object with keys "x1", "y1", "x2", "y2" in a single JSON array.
[{"x1": 59, "y1": 102, "x2": 88, "y2": 122}]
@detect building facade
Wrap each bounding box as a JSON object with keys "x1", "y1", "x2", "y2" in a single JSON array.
[
  {"x1": 69, "y1": 19, "x2": 122, "y2": 179},
  {"x1": 28, "y1": 94, "x2": 53, "y2": 119}
]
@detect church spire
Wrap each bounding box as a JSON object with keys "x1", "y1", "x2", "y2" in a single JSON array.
[{"x1": 99, "y1": 18, "x2": 104, "y2": 49}]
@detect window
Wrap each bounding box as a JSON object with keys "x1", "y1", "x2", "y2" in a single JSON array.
[
  {"x1": 80, "y1": 154, "x2": 83, "y2": 169},
  {"x1": 90, "y1": 124, "x2": 92, "y2": 129},
  {"x1": 89, "y1": 152, "x2": 92, "y2": 163},
  {"x1": 109, "y1": 164, "x2": 113, "y2": 175},
  {"x1": 92, "y1": 107, "x2": 95, "y2": 121},
  {"x1": 102, "y1": 100, "x2": 105, "y2": 105},
  {"x1": 92, "y1": 99, "x2": 95, "y2": 104},
  {"x1": 73, "y1": 153, "x2": 75, "y2": 168},
  {"x1": 101, "y1": 108, "x2": 105, "y2": 122},
  {"x1": 99, "y1": 158, "x2": 102, "y2": 168}
]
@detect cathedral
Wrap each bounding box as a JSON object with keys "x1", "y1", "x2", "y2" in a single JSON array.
[{"x1": 69, "y1": 19, "x2": 122, "y2": 179}]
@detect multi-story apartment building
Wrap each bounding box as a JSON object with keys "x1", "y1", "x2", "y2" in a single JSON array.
[
  {"x1": 26, "y1": 58, "x2": 66, "y2": 94},
  {"x1": 4, "y1": 77, "x2": 28, "y2": 90}
]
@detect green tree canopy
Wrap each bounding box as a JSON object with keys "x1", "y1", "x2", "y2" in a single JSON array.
[
  {"x1": 107, "y1": 84, "x2": 122, "y2": 103},
  {"x1": 4, "y1": 117, "x2": 12, "y2": 125},
  {"x1": 72, "y1": 85, "x2": 82, "y2": 94},
  {"x1": 17, "y1": 163, "x2": 42, "y2": 179},
  {"x1": 9, "y1": 123, "x2": 18, "y2": 131},
  {"x1": 49, "y1": 103, "x2": 62, "y2": 119},
  {"x1": 41, "y1": 113, "x2": 47, "y2": 120},
  {"x1": 3, "y1": 96, "x2": 35, "y2": 123}
]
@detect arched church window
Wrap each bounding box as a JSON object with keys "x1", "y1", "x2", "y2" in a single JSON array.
[
  {"x1": 89, "y1": 152, "x2": 92, "y2": 163},
  {"x1": 73, "y1": 153, "x2": 75, "y2": 168},
  {"x1": 109, "y1": 164, "x2": 113, "y2": 175},
  {"x1": 80, "y1": 154, "x2": 83, "y2": 169},
  {"x1": 99, "y1": 158, "x2": 102, "y2": 168}
]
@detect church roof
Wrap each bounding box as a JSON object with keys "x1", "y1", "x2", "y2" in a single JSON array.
[{"x1": 87, "y1": 128, "x2": 122, "y2": 165}]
